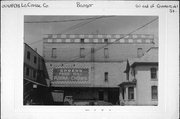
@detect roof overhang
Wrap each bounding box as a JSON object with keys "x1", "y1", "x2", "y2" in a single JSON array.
[
  {"x1": 118, "y1": 81, "x2": 136, "y2": 87},
  {"x1": 131, "y1": 62, "x2": 158, "y2": 68}
]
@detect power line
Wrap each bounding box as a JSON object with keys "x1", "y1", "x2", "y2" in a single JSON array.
[
  {"x1": 24, "y1": 78, "x2": 48, "y2": 87},
  {"x1": 61, "y1": 16, "x2": 113, "y2": 33},
  {"x1": 60, "y1": 16, "x2": 105, "y2": 34},
  {"x1": 68, "y1": 17, "x2": 158, "y2": 62},
  {"x1": 28, "y1": 16, "x2": 113, "y2": 45},
  {"x1": 24, "y1": 16, "x2": 110, "y2": 23},
  {"x1": 28, "y1": 16, "x2": 99, "y2": 45}
]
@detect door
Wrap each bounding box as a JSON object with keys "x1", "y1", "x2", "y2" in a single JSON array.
[
  {"x1": 98, "y1": 91, "x2": 104, "y2": 101},
  {"x1": 108, "y1": 89, "x2": 119, "y2": 104}
]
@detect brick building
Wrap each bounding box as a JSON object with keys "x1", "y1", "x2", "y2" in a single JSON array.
[
  {"x1": 24, "y1": 43, "x2": 53, "y2": 105},
  {"x1": 43, "y1": 34, "x2": 155, "y2": 104}
]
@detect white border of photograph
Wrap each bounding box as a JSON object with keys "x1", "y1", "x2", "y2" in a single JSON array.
[{"x1": 1, "y1": 1, "x2": 179, "y2": 119}]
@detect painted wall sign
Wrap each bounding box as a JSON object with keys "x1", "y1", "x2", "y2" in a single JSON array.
[{"x1": 53, "y1": 68, "x2": 89, "y2": 81}]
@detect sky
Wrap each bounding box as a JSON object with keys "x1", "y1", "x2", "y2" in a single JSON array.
[{"x1": 24, "y1": 16, "x2": 158, "y2": 55}]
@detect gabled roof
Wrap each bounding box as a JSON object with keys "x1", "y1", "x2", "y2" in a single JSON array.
[{"x1": 129, "y1": 47, "x2": 158, "y2": 67}]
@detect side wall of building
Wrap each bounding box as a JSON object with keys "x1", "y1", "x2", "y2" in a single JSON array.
[
  {"x1": 46, "y1": 62, "x2": 126, "y2": 87},
  {"x1": 24, "y1": 44, "x2": 52, "y2": 105},
  {"x1": 43, "y1": 43, "x2": 154, "y2": 62},
  {"x1": 135, "y1": 65, "x2": 158, "y2": 105}
]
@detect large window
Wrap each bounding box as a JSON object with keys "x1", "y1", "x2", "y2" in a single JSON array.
[
  {"x1": 128, "y1": 87, "x2": 134, "y2": 100},
  {"x1": 151, "y1": 68, "x2": 157, "y2": 79},
  {"x1": 104, "y1": 48, "x2": 109, "y2": 58},
  {"x1": 151, "y1": 86, "x2": 158, "y2": 100},
  {"x1": 104, "y1": 72, "x2": 108, "y2": 82},
  {"x1": 80, "y1": 48, "x2": 85, "y2": 58},
  {"x1": 52, "y1": 48, "x2": 57, "y2": 58},
  {"x1": 27, "y1": 51, "x2": 30, "y2": 60}
]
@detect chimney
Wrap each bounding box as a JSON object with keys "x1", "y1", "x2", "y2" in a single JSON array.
[
  {"x1": 137, "y1": 48, "x2": 143, "y2": 58},
  {"x1": 34, "y1": 48, "x2": 37, "y2": 52}
]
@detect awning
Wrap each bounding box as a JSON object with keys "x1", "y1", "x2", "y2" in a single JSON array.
[{"x1": 118, "y1": 81, "x2": 136, "y2": 87}]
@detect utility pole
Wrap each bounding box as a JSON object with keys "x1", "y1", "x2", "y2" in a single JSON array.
[{"x1": 91, "y1": 47, "x2": 95, "y2": 87}]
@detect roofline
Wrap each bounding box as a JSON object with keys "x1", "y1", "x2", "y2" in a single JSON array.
[
  {"x1": 50, "y1": 85, "x2": 120, "y2": 88},
  {"x1": 131, "y1": 62, "x2": 158, "y2": 67},
  {"x1": 45, "y1": 60, "x2": 125, "y2": 63},
  {"x1": 24, "y1": 43, "x2": 44, "y2": 60},
  {"x1": 146, "y1": 47, "x2": 158, "y2": 53},
  {"x1": 118, "y1": 81, "x2": 136, "y2": 87},
  {"x1": 43, "y1": 33, "x2": 155, "y2": 36}
]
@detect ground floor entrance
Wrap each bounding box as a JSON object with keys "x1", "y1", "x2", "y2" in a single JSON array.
[{"x1": 51, "y1": 87, "x2": 119, "y2": 105}]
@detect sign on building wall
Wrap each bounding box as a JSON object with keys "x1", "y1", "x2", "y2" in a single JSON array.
[
  {"x1": 51, "y1": 90, "x2": 64, "y2": 102},
  {"x1": 53, "y1": 68, "x2": 89, "y2": 81}
]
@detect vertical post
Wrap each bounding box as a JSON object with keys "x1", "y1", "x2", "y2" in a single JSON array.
[
  {"x1": 134, "y1": 86, "x2": 136, "y2": 101},
  {"x1": 119, "y1": 87, "x2": 123, "y2": 101},
  {"x1": 91, "y1": 47, "x2": 95, "y2": 86},
  {"x1": 52, "y1": 68, "x2": 54, "y2": 83},
  {"x1": 125, "y1": 87, "x2": 128, "y2": 102}
]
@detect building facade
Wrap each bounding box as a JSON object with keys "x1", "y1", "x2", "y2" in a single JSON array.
[
  {"x1": 119, "y1": 47, "x2": 158, "y2": 106},
  {"x1": 43, "y1": 34, "x2": 155, "y2": 105},
  {"x1": 24, "y1": 43, "x2": 52, "y2": 105}
]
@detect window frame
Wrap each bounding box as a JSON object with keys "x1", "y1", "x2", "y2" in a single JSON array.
[
  {"x1": 104, "y1": 48, "x2": 109, "y2": 58},
  {"x1": 80, "y1": 48, "x2": 85, "y2": 58},
  {"x1": 27, "y1": 51, "x2": 30, "y2": 60},
  {"x1": 26, "y1": 67, "x2": 30, "y2": 76},
  {"x1": 52, "y1": 48, "x2": 57, "y2": 58},
  {"x1": 151, "y1": 86, "x2": 158, "y2": 100},
  {"x1": 104, "y1": 72, "x2": 108, "y2": 82},
  {"x1": 128, "y1": 87, "x2": 134, "y2": 100},
  {"x1": 34, "y1": 56, "x2": 37, "y2": 64},
  {"x1": 151, "y1": 67, "x2": 157, "y2": 80},
  {"x1": 80, "y1": 38, "x2": 84, "y2": 43},
  {"x1": 104, "y1": 39, "x2": 108, "y2": 43}
]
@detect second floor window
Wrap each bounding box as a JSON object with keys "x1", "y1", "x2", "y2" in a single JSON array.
[
  {"x1": 151, "y1": 68, "x2": 157, "y2": 79},
  {"x1": 104, "y1": 72, "x2": 108, "y2": 82},
  {"x1": 151, "y1": 86, "x2": 158, "y2": 100},
  {"x1": 34, "y1": 56, "x2": 37, "y2": 64},
  {"x1": 52, "y1": 48, "x2": 57, "y2": 58},
  {"x1": 80, "y1": 48, "x2": 85, "y2": 58},
  {"x1": 104, "y1": 48, "x2": 109, "y2": 58},
  {"x1": 27, "y1": 51, "x2": 30, "y2": 60}
]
